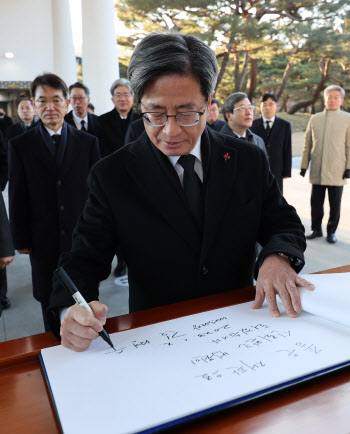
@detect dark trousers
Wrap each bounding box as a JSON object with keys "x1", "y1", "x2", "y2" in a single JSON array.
[{"x1": 310, "y1": 184, "x2": 343, "y2": 235}]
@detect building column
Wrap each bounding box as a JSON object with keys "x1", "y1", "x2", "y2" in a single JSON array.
[
  {"x1": 81, "y1": 0, "x2": 119, "y2": 115},
  {"x1": 51, "y1": 0, "x2": 77, "y2": 87}
]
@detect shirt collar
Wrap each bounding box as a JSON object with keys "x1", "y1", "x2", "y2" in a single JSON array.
[
  {"x1": 44, "y1": 125, "x2": 63, "y2": 136},
  {"x1": 72, "y1": 110, "x2": 88, "y2": 124},
  {"x1": 262, "y1": 116, "x2": 275, "y2": 123},
  {"x1": 167, "y1": 136, "x2": 202, "y2": 167}
]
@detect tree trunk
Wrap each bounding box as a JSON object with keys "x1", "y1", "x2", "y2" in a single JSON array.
[
  {"x1": 246, "y1": 58, "x2": 257, "y2": 101},
  {"x1": 216, "y1": 32, "x2": 236, "y2": 90},
  {"x1": 234, "y1": 52, "x2": 241, "y2": 92},
  {"x1": 287, "y1": 58, "x2": 331, "y2": 114},
  {"x1": 276, "y1": 59, "x2": 295, "y2": 101},
  {"x1": 279, "y1": 94, "x2": 289, "y2": 112},
  {"x1": 237, "y1": 52, "x2": 250, "y2": 91}
]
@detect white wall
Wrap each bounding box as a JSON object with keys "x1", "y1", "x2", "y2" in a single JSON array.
[{"x1": 0, "y1": 0, "x2": 55, "y2": 82}]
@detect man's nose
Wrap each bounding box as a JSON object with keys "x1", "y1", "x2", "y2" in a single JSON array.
[{"x1": 162, "y1": 116, "x2": 182, "y2": 136}]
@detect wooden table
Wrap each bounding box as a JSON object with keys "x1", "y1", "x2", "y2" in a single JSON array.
[{"x1": 1, "y1": 265, "x2": 349, "y2": 434}]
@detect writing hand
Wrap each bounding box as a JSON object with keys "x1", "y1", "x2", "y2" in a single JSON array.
[
  {"x1": 60, "y1": 301, "x2": 108, "y2": 352},
  {"x1": 18, "y1": 248, "x2": 32, "y2": 254},
  {"x1": 300, "y1": 169, "x2": 306, "y2": 177},
  {"x1": 0, "y1": 255, "x2": 14, "y2": 269},
  {"x1": 251, "y1": 254, "x2": 314, "y2": 318}
]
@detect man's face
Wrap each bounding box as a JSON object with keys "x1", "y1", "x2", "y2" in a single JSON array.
[
  {"x1": 111, "y1": 86, "x2": 134, "y2": 116},
  {"x1": 207, "y1": 102, "x2": 219, "y2": 124},
  {"x1": 260, "y1": 98, "x2": 277, "y2": 119},
  {"x1": 324, "y1": 90, "x2": 344, "y2": 111},
  {"x1": 0, "y1": 108, "x2": 5, "y2": 117},
  {"x1": 70, "y1": 87, "x2": 90, "y2": 118},
  {"x1": 32, "y1": 85, "x2": 70, "y2": 131},
  {"x1": 141, "y1": 74, "x2": 210, "y2": 156},
  {"x1": 226, "y1": 98, "x2": 254, "y2": 133},
  {"x1": 17, "y1": 100, "x2": 35, "y2": 124}
]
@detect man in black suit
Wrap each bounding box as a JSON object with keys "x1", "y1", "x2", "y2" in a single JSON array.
[
  {"x1": 65, "y1": 82, "x2": 104, "y2": 155},
  {"x1": 0, "y1": 108, "x2": 13, "y2": 137},
  {"x1": 99, "y1": 78, "x2": 140, "y2": 277},
  {"x1": 220, "y1": 92, "x2": 267, "y2": 156},
  {"x1": 48, "y1": 32, "x2": 313, "y2": 351},
  {"x1": 99, "y1": 78, "x2": 141, "y2": 158},
  {"x1": 251, "y1": 93, "x2": 292, "y2": 193},
  {"x1": 206, "y1": 98, "x2": 225, "y2": 131},
  {"x1": 0, "y1": 190, "x2": 14, "y2": 316},
  {"x1": 8, "y1": 73, "x2": 100, "y2": 330},
  {"x1": 6, "y1": 98, "x2": 37, "y2": 142}
]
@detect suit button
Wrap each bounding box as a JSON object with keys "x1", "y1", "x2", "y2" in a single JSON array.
[
  {"x1": 60, "y1": 205, "x2": 64, "y2": 211},
  {"x1": 201, "y1": 266, "x2": 208, "y2": 275}
]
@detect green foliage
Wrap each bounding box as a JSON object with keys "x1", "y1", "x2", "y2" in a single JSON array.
[{"x1": 115, "y1": 0, "x2": 350, "y2": 111}]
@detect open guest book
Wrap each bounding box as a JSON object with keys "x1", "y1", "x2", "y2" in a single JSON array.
[{"x1": 41, "y1": 272, "x2": 350, "y2": 434}]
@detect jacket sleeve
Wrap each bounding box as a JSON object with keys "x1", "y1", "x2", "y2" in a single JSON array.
[
  {"x1": 282, "y1": 122, "x2": 292, "y2": 177},
  {"x1": 47, "y1": 166, "x2": 119, "y2": 338},
  {"x1": 8, "y1": 140, "x2": 32, "y2": 249},
  {"x1": 254, "y1": 153, "x2": 306, "y2": 278},
  {"x1": 300, "y1": 118, "x2": 313, "y2": 170}
]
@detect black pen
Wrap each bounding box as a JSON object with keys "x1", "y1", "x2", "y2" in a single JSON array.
[{"x1": 54, "y1": 267, "x2": 116, "y2": 351}]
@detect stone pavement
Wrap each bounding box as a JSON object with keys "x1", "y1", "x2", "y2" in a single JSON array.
[{"x1": 1, "y1": 156, "x2": 349, "y2": 343}]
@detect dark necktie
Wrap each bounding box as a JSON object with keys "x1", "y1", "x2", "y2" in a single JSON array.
[
  {"x1": 52, "y1": 134, "x2": 61, "y2": 156},
  {"x1": 178, "y1": 154, "x2": 203, "y2": 229},
  {"x1": 81, "y1": 120, "x2": 87, "y2": 132},
  {"x1": 240, "y1": 136, "x2": 246, "y2": 140},
  {"x1": 265, "y1": 120, "x2": 271, "y2": 135}
]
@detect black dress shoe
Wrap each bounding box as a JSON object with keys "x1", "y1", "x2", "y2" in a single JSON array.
[
  {"x1": 0, "y1": 296, "x2": 11, "y2": 309},
  {"x1": 114, "y1": 261, "x2": 127, "y2": 277},
  {"x1": 306, "y1": 230, "x2": 323, "y2": 240},
  {"x1": 326, "y1": 234, "x2": 337, "y2": 244}
]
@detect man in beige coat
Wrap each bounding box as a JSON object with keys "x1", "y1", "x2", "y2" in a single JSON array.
[{"x1": 300, "y1": 85, "x2": 350, "y2": 244}]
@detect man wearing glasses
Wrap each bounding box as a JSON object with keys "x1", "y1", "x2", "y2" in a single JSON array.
[
  {"x1": 65, "y1": 82, "x2": 105, "y2": 156},
  {"x1": 220, "y1": 92, "x2": 267, "y2": 156},
  {"x1": 47, "y1": 32, "x2": 313, "y2": 352},
  {"x1": 99, "y1": 78, "x2": 141, "y2": 158},
  {"x1": 8, "y1": 73, "x2": 100, "y2": 330}
]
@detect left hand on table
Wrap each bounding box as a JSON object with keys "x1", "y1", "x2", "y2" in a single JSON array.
[{"x1": 252, "y1": 254, "x2": 314, "y2": 318}]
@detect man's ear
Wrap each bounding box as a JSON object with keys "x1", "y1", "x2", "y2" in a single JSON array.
[
  {"x1": 225, "y1": 112, "x2": 231, "y2": 122},
  {"x1": 207, "y1": 93, "x2": 214, "y2": 109}
]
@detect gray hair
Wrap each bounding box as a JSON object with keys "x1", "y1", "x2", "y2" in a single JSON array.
[
  {"x1": 127, "y1": 31, "x2": 218, "y2": 102},
  {"x1": 222, "y1": 92, "x2": 248, "y2": 120},
  {"x1": 110, "y1": 78, "x2": 133, "y2": 96},
  {"x1": 324, "y1": 85, "x2": 345, "y2": 99}
]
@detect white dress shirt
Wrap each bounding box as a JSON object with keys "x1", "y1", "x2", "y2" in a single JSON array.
[{"x1": 167, "y1": 137, "x2": 203, "y2": 186}]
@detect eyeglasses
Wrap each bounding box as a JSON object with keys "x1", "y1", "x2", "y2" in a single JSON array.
[
  {"x1": 233, "y1": 105, "x2": 255, "y2": 113},
  {"x1": 142, "y1": 111, "x2": 205, "y2": 127},
  {"x1": 71, "y1": 96, "x2": 87, "y2": 103},
  {"x1": 35, "y1": 98, "x2": 66, "y2": 107},
  {"x1": 113, "y1": 93, "x2": 133, "y2": 99}
]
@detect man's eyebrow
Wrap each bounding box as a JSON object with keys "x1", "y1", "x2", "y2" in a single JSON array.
[{"x1": 144, "y1": 102, "x2": 197, "y2": 110}]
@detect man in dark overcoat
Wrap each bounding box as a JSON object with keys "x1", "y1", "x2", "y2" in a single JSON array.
[
  {"x1": 8, "y1": 73, "x2": 100, "y2": 329},
  {"x1": 47, "y1": 32, "x2": 313, "y2": 351},
  {"x1": 0, "y1": 190, "x2": 15, "y2": 315},
  {"x1": 251, "y1": 93, "x2": 292, "y2": 193}
]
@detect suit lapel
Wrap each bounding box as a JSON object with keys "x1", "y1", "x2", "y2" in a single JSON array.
[
  {"x1": 30, "y1": 126, "x2": 57, "y2": 173},
  {"x1": 58, "y1": 125, "x2": 79, "y2": 178},
  {"x1": 201, "y1": 130, "x2": 238, "y2": 259},
  {"x1": 126, "y1": 136, "x2": 202, "y2": 252}
]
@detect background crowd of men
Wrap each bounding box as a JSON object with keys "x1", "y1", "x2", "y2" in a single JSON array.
[{"x1": 0, "y1": 40, "x2": 349, "y2": 330}]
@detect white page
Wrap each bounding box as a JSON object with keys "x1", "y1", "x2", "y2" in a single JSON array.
[
  {"x1": 41, "y1": 300, "x2": 350, "y2": 434},
  {"x1": 298, "y1": 272, "x2": 350, "y2": 327}
]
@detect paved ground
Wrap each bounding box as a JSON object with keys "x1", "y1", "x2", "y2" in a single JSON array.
[{"x1": 1, "y1": 141, "x2": 350, "y2": 342}]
